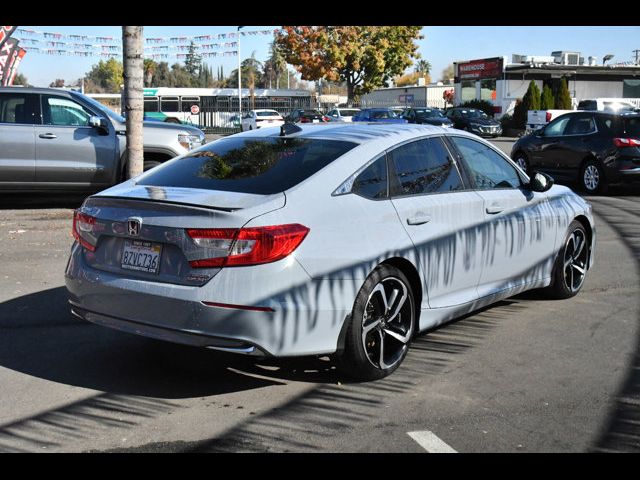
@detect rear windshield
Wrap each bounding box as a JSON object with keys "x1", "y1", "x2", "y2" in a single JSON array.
[
  {"x1": 256, "y1": 111, "x2": 280, "y2": 117},
  {"x1": 137, "y1": 136, "x2": 358, "y2": 195},
  {"x1": 623, "y1": 117, "x2": 640, "y2": 137}
]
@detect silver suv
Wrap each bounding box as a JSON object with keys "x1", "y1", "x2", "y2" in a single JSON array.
[{"x1": 0, "y1": 87, "x2": 205, "y2": 192}]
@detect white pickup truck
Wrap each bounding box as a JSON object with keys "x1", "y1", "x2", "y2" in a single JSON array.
[{"x1": 526, "y1": 109, "x2": 574, "y2": 132}]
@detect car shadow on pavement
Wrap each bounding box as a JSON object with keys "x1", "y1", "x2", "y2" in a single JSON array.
[{"x1": 0, "y1": 286, "x2": 286, "y2": 399}]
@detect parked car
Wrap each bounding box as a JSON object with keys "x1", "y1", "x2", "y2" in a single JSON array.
[
  {"x1": 511, "y1": 111, "x2": 640, "y2": 194},
  {"x1": 577, "y1": 98, "x2": 639, "y2": 113},
  {"x1": 240, "y1": 109, "x2": 285, "y2": 131},
  {"x1": 352, "y1": 108, "x2": 408, "y2": 124},
  {"x1": 285, "y1": 109, "x2": 329, "y2": 124},
  {"x1": 526, "y1": 109, "x2": 574, "y2": 132},
  {"x1": 401, "y1": 107, "x2": 453, "y2": 127},
  {"x1": 66, "y1": 123, "x2": 594, "y2": 380},
  {"x1": 0, "y1": 87, "x2": 205, "y2": 192},
  {"x1": 326, "y1": 107, "x2": 361, "y2": 122},
  {"x1": 445, "y1": 107, "x2": 502, "y2": 137}
]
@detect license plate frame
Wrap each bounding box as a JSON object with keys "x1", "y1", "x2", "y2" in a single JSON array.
[{"x1": 121, "y1": 240, "x2": 162, "y2": 274}]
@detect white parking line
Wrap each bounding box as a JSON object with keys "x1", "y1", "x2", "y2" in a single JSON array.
[{"x1": 407, "y1": 431, "x2": 457, "y2": 453}]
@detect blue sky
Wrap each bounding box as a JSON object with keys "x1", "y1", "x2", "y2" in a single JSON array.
[{"x1": 15, "y1": 26, "x2": 640, "y2": 87}]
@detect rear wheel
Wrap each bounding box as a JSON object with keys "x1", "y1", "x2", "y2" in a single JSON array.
[
  {"x1": 581, "y1": 159, "x2": 607, "y2": 194},
  {"x1": 544, "y1": 220, "x2": 589, "y2": 299},
  {"x1": 339, "y1": 264, "x2": 415, "y2": 381}
]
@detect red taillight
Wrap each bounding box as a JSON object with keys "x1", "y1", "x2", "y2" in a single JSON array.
[
  {"x1": 613, "y1": 137, "x2": 640, "y2": 148},
  {"x1": 300, "y1": 118, "x2": 310, "y2": 123},
  {"x1": 322, "y1": 116, "x2": 329, "y2": 122},
  {"x1": 545, "y1": 112, "x2": 552, "y2": 122},
  {"x1": 72, "y1": 210, "x2": 97, "y2": 252},
  {"x1": 187, "y1": 224, "x2": 309, "y2": 268}
]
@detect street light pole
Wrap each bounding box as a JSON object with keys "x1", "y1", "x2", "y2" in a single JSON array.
[{"x1": 237, "y1": 26, "x2": 244, "y2": 118}]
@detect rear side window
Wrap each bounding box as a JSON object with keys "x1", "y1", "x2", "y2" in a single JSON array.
[
  {"x1": 565, "y1": 115, "x2": 596, "y2": 135},
  {"x1": 449, "y1": 136, "x2": 521, "y2": 190},
  {"x1": 623, "y1": 117, "x2": 640, "y2": 137},
  {"x1": 388, "y1": 137, "x2": 464, "y2": 197},
  {"x1": 138, "y1": 136, "x2": 357, "y2": 195},
  {"x1": 144, "y1": 97, "x2": 159, "y2": 112},
  {"x1": 352, "y1": 156, "x2": 388, "y2": 200},
  {"x1": 0, "y1": 92, "x2": 38, "y2": 124}
]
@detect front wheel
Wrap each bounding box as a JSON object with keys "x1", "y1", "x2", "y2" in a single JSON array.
[{"x1": 338, "y1": 265, "x2": 415, "y2": 381}]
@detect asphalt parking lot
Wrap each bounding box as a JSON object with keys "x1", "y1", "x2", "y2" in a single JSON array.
[{"x1": 0, "y1": 138, "x2": 638, "y2": 452}]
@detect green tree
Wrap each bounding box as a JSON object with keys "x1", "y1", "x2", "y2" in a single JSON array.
[
  {"x1": 541, "y1": 84, "x2": 554, "y2": 110},
  {"x1": 275, "y1": 26, "x2": 423, "y2": 103},
  {"x1": 185, "y1": 41, "x2": 202, "y2": 78},
  {"x1": 153, "y1": 62, "x2": 172, "y2": 86},
  {"x1": 523, "y1": 80, "x2": 541, "y2": 111},
  {"x1": 49, "y1": 78, "x2": 65, "y2": 88},
  {"x1": 143, "y1": 58, "x2": 157, "y2": 87},
  {"x1": 13, "y1": 73, "x2": 29, "y2": 86},
  {"x1": 414, "y1": 59, "x2": 431, "y2": 75},
  {"x1": 169, "y1": 63, "x2": 192, "y2": 87},
  {"x1": 85, "y1": 58, "x2": 124, "y2": 93},
  {"x1": 555, "y1": 77, "x2": 572, "y2": 109}
]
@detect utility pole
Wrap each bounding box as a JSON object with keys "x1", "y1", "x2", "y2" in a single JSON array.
[
  {"x1": 237, "y1": 26, "x2": 244, "y2": 118},
  {"x1": 122, "y1": 26, "x2": 144, "y2": 179},
  {"x1": 634, "y1": 49, "x2": 640, "y2": 65}
]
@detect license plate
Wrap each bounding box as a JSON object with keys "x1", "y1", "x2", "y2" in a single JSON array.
[
  {"x1": 313, "y1": 119, "x2": 319, "y2": 123},
  {"x1": 121, "y1": 240, "x2": 162, "y2": 274}
]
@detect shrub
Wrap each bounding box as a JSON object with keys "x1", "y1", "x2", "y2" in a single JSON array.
[
  {"x1": 555, "y1": 78, "x2": 572, "y2": 109},
  {"x1": 541, "y1": 85, "x2": 554, "y2": 110}
]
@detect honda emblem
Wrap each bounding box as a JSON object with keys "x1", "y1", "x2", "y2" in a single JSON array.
[{"x1": 127, "y1": 218, "x2": 141, "y2": 237}]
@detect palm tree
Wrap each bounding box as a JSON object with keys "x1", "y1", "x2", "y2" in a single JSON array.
[
  {"x1": 414, "y1": 59, "x2": 431, "y2": 75},
  {"x1": 122, "y1": 26, "x2": 144, "y2": 178}
]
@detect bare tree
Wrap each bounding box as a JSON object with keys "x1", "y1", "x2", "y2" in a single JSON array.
[{"x1": 122, "y1": 26, "x2": 144, "y2": 178}]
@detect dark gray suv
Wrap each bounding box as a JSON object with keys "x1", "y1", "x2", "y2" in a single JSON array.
[{"x1": 0, "y1": 87, "x2": 205, "y2": 192}]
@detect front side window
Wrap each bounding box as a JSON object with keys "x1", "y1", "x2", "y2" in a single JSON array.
[
  {"x1": 449, "y1": 136, "x2": 521, "y2": 190},
  {"x1": 388, "y1": 137, "x2": 464, "y2": 197},
  {"x1": 543, "y1": 116, "x2": 571, "y2": 137},
  {"x1": 138, "y1": 137, "x2": 358, "y2": 195},
  {"x1": 0, "y1": 92, "x2": 38, "y2": 124},
  {"x1": 43, "y1": 96, "x2": 93, "y2": 126},
  {"x1": 352, "y1": 156, "x2": 388, "y2": 200}
]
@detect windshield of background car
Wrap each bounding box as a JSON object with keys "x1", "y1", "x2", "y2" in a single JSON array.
[
  {"x1": 339, "y1": 109, "x2": 360, "y2": 117},
  {"x1": 137, "y1": 136, "x2": 358, "y2": 195},
  {"x1": 623, "y1": 117, "x2": 640, "y2": 137},
  {"x1": 415, "y1": 109, "x2": 445, "y2": 118},
  {"x1": 75, "y1": 93, "x2": 125, "y2": 123},
  {"x1": 464, "y1": 110, "x2": 487, "y2": 119},
  {"x1": 256, "y1": 111, "x2": 281, "y2": 117},
  {"x1": 371, "y1": 110, "x2": 397, "y2": 119}
]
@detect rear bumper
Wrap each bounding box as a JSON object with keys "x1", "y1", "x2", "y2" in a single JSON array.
[{"x1": 65, "y1": 243, "x2": 353, "y2": 357}]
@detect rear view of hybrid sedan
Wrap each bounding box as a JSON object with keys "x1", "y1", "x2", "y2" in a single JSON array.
[{"x1": 66, "y1": 123, "x2": 595, "y2": 380}]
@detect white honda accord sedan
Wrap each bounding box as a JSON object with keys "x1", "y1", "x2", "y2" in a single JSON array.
[{"x1": 65, "y1": 123, "x2": 595, "y2": 380}]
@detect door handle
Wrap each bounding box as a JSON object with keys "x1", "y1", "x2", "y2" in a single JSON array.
[
  {"x1": 407, "y1": 215, "x2": 431, "y2": 226},
  {"x1": 486, "y1": 205, "x2": 504, "y2": 214},
  {"x1": 39, "y1": 133, "x2": 57, "y2": 139}
]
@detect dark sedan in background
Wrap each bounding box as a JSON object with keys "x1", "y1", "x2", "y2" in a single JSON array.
[
  {"x1": 511, "y1": 111, "x2": 640, "y2": 194},
  {"x1": 445, "y1": 107, "x2": 502, "y2": 137},
  {"x1": 285, "y1": 109, "x2": 329, "y2": 124},
  {"x1": 352, "y1": 108, "x2": 408, "y2": 124},
  {"x1": 401, "y1": 108, "x2": 453, "y2": 127}
]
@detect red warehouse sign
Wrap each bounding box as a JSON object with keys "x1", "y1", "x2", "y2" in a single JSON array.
[{"x1": 457, "y1": 57, "x2": 503, "y2": 80}]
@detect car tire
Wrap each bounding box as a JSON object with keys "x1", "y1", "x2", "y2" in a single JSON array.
[
  {"x1": 543, "y1": 220, "x2": 589, "y2": 300},
  {"x1": 580, "y1": 159, "x2": 607, "y2": 194},
  {"x1": 338, "y1": 264, "x2": 416, "y2": 381},
  {"x1": 513, "y1": 152, "x2": 530, "y2": 174},
  {"x1": 143, "y1": 160, "x2": 162, "y2": 171}
]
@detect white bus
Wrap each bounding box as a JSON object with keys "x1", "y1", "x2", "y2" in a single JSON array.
[{"x1": 142, "y1": 87, "x2": 313, "y2": 129}]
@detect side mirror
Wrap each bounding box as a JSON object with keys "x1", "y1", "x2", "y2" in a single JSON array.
[
  {"x1": 528, "y1": 171, "x2": 554, "y2": 192},
  {"x1": 89, "y1": 116, "x2": 108, "y2": 131}
]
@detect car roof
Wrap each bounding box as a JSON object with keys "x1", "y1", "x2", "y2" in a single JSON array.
[
  {"x1": 231, "y1": 122, "x2": 470, "y2": 147},
  {"x1": 0, "y1": 86, "x2": 78, "y2": 96}
]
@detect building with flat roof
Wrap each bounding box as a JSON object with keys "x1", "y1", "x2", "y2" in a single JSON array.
[{"x1": 453, "y1": 53, "x2": 640, "y2": 117}]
